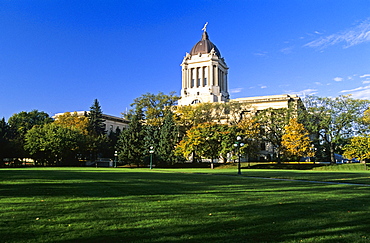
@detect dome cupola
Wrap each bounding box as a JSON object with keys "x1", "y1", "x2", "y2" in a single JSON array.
[
  {"x1": 178, "y1": 23, "x2": 229, "y2": 106},
  {"x1": 190, "y1": 31, "x2": 221, "y2": 57}
]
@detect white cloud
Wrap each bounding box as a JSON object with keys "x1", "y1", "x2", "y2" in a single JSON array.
[
  {"x1": 260, "y1": 85, "x2": 267, "y2": 89},
  {"x1": 340, "y1": 85, "x2": 370, "y2": 99},
  {"x1": 230, "y1": 88, "x2": 243, "y2": 93},
  {"x1": 352, "y1": 89, "x2": 370, "y2": 99},
  {"x1": 363, "y1": 80, "x2": 370, "y2": 84},
  {"x1": 360, "y1": 74, "x2": 370, "y2": 78},
  {"x1": 305, "y1": 18, "x2": 370, "y2": 49},
  {"x1": 285, "y1": 89, "x2": 318, "y2": 96},
  {"x1": 253, "y1": 51, "x2": 268, "y2": 57},
  {"x1": 315, "y1": 82, "x2": 322, "y2": 85},
  {"x1": 333, "y1": 77, "x2": 343, "y2": 82},
  {"x1": 280, "y1": 46, "x2": 294, "y2": 54}
]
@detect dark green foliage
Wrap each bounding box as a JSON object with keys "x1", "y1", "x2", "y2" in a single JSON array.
[
  {"x1": 7, "y1": 110, "x2": 53, "y2": 159},
  {"x1": 24, "y1": 123, "x2": 85, "y2": 165},
  {"x1": 157, "y1": 111, "x2": 183, "y2": 165},
  {"x1": 117, "y1": 108, "x2": 145, "y2": 166},
  {"x1": 8, "y1": 110, "x2": 53, "y2": 138},
  {"x1": 0, "y1": 118, "x2": 11, "y2": 166},
  {"x1": 87, "y1": 99, "x2": 106, "y2": 136},
  {"x1": 105, "y1": 127, "x2": 121, "y2": 158},
  {"x1": 86, "y1": 99, "x2": 108, "y2": 160},
  {"x1": 125, "y1": 91, "x2": 179, "y2": 126}
]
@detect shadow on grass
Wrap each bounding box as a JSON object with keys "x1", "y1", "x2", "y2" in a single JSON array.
[{"x1": 1, "y1": 169, "x2": 370, "y2": 242}]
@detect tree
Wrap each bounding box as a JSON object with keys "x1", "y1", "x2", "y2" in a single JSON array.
[
  {"x1": 255, "y1": 108, "x2": 292, "y2": 162},
  {"x1": 343, "y1": 135, "x2": 370, "y2": 162},
  {"x1": 0, "y1": 118, "x2": 11, "y2": 166},
  {"x1": 86, "y1": 99, "x2": 107, "y2": 160},
  {"x1": 87, "y1": 99, "x2": 106, "y2": 136},
  {"x1": 54, "y1": 111, "x2": 89, "y2": 135},
  {"x1": 282, "y1": 118, "x2": 314, "y2": 161},
  {"x1": 125, "y1": 92, "x2": 180, "y2": 126},
  {"x1": 157, "y1": 110, "x2": 182, "y2": 165},
  {"x1": 117, "y1": 108, "x2": 145, "y2": 167},
  {"x1": 106, "y1": 127, "x2": 121, "y2": 159},
  {"x1": 174, "y1": 101, "x2": 247, "y2": 131},
  {"x1": 302, "y1": 95, "x2": 370, "y2": 163},
  {"x1": 24, "y1": 123, "x2": 85, "y2": 166},
  {"x1": 8, "y1": 110, "x2": 53, "y2": 158},
  {"x1": 176, "y1": 122, "x2": 237, "y2": 165},
  {"x1": 237, "y1": 116, "x2": 262, "y2": 161}
]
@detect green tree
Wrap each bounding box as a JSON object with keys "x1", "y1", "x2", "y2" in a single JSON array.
[
  {"x1": 282, "y1": 118, "x2": 314, "y2": 161},
  {"x1": 8, "y1": 110, "x2": 53, "y2": 159},
  {"x1": 86, "y1": 99, "x2": 107, "y2": 160},
  {"x1": 117, "y1": 108, "x2": 145, "y2": 167},
  {"x1": 87, "y1": 99, "x2": 106, "y2": 136},
  {"x1": 157, "y1": 111, "x2": 182, "y2": 165},
  {"x1": 125, "y1": 92, "x2": 179, "y2": 126},
  {"x1": 303, "y1": 95, "x2": 370, "y2": 163},
  {"x1": 256, "y1": 108, "x2": 292, "y2": 162},
  {"x1": 0, "y1": 118, "x2": 12, "y2": 166},
  {"x1": 106, "y1": 127, "x2": 121, "y2": 159},
  {"x1": 24, "y1": 123, "x2": 85, "y2": 166}
]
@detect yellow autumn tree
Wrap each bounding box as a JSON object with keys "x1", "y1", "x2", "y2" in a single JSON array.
[
  {"x1": 175, "y1": 122, "x2": 237, "y2": 163},
  {"x1": 363, "y1": 108, "x2": 370, "y2": 125},
  {"x1": 54, "y1": 112, "x2": 89, "y2": 135},
  {"x1": 282, "y1": 118, "x2": 314, "y2": 160},
  {"x1": 343, "y1": 135, "x2": 370, "y2": 162}
]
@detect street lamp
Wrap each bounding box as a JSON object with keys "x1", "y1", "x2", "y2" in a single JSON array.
[
  {"x1": 114, "y1": 151, "x2": 118, "y2": 168},
  {"x1": 234, "y1": 136, "x2": 244, "y2": 175},
  {"x1": 149, "y1": 146, "x2": 154, "y2": 170}
]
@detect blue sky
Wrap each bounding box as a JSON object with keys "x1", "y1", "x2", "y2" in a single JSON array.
[{"x1": 1, "y1": 0, "x2": 370, "y2": 120}]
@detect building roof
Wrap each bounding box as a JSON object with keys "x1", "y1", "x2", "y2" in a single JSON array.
[{"x1": 190, "y1": 31, "x2": 221, "y2": 57}]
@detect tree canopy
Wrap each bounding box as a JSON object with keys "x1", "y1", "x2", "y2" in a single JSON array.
[
  {"x1": 302, "y1": 95, "x2": 370, "y2": 163},
  {"x1": 282, "y1": 118, "x2": 314, "y2": 161},
  {"x1": 87, "y1": 99, "x2": 106, "y2": 136},
  {"x1": 125, "y1": 92, "x2": 180, "y2": 126},
  {"x1": 24, "y1": 123, "x2": 85, "y2": 166}
]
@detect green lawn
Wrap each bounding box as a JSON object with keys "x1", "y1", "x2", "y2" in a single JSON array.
[{"x1": 1, "y1": 167, "x2": 370, "y2": 242}]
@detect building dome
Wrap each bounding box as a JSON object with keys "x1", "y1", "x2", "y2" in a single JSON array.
[{"x1": 190, "y1": 31, "x2": 221, "y2": 57}]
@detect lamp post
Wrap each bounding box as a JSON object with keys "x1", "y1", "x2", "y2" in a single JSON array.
[
  {"x1": 114, "y1": 151, "x2": 118, "y2": 168},
  {"x1": 149, "y1": 146, "x2": 154, "y2": 170},
  {"x1": 234, "y1": 136, "x2": 244, "y2": 175}
]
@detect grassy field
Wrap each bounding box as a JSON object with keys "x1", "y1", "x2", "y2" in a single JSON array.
[{"x1": 1, "y1": 167, "x2": 370, "y2": 243}]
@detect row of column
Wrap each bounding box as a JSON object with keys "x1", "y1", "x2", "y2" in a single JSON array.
[{"x1": 182, "y1": 65, "x2": 228, "y2": 91}]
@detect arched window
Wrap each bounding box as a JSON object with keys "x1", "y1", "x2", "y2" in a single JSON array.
[{"x1": 191, "y1": 99, "x2": 201, "y2": 104}]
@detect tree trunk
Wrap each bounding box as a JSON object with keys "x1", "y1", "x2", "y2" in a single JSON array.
[{"x1": 329, "y1": 143, "x2": 336, "y2": 164}]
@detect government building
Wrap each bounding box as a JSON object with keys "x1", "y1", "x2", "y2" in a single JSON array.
[
  {"x1": 178, "y1": 24, "x2": 302, "y2": 113},
  {"x1": 178, "y1": 24, "x2": 304, "y2": 161}
]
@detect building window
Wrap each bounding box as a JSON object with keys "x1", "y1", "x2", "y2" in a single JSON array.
[
  {"x1": 191, "y1": 79, "x2": 195, "y2": 88},
  {"x1": 191, "y1": 99, "x2": 201, "y2": 104}
]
